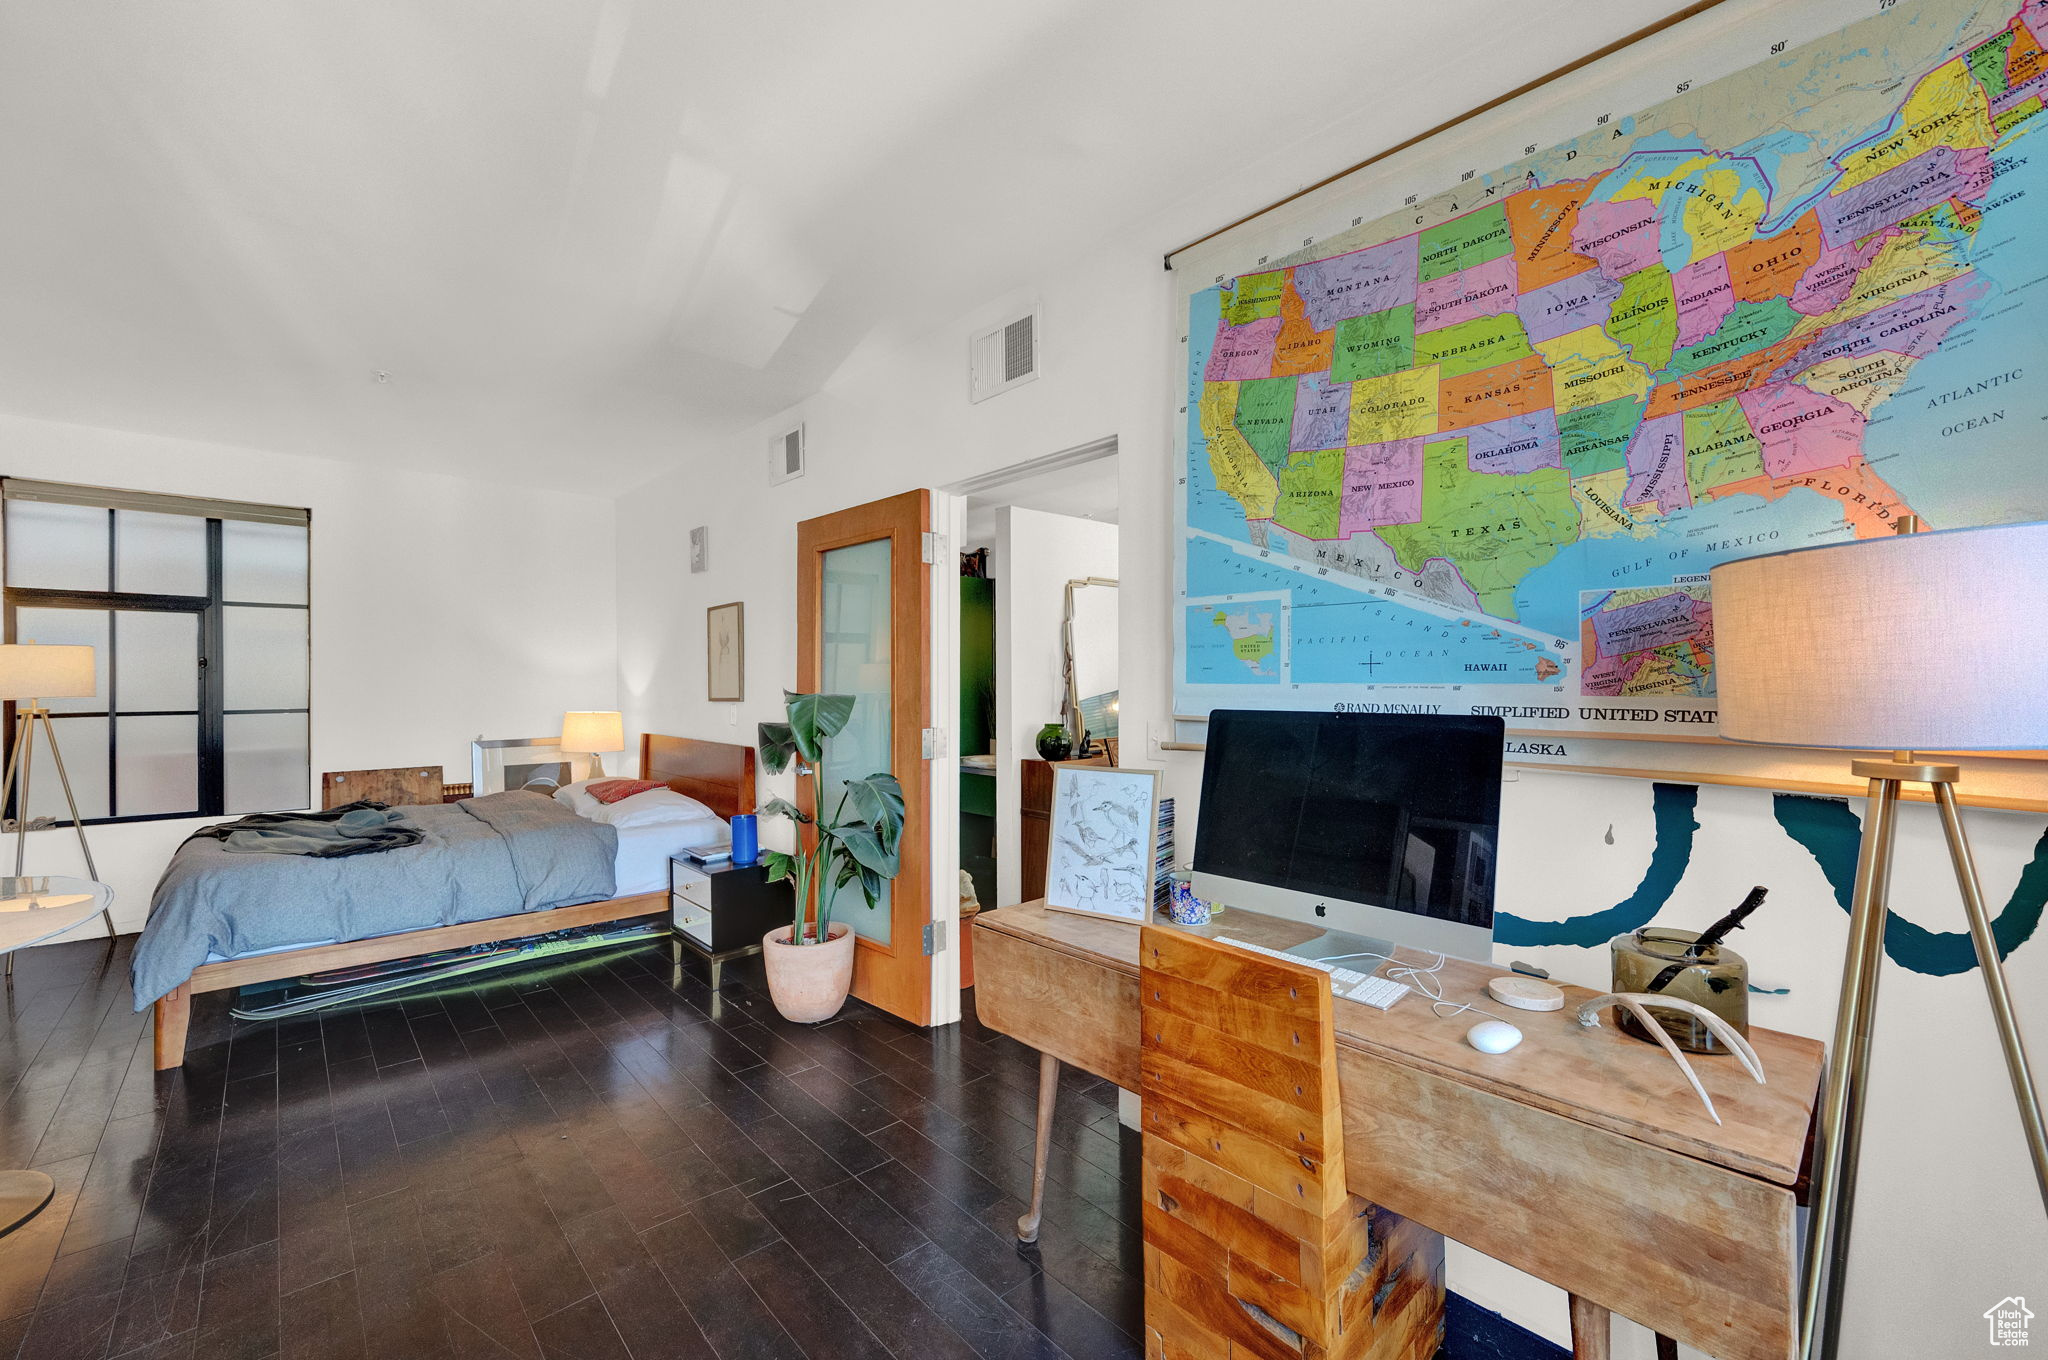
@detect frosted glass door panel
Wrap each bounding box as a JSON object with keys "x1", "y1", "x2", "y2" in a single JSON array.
[
  {"x1": 14, "y1": 608, "x2": 108, "y2": 713},
  {"x1": 222, "y1": 521, "x2": 309, "y2": 604},
  {"x1": 223, "y1": 607, "x2": 309, "y2": 710},
  {"x1": 115, "y1": 511, "x2": 207, "y2": 596},
  {"x1": 115, "y1": 716, "x2": 198, "y2": 817},
  {"x1": 819, "y1": 537, "x2": 893, "y2": 946},
  {"x1": 4, "y1": 501, "x2": 108, "y2": 591},
  {"x1": 114, "y1": 612, "x2": 199, "y2": 711},
  {"x1": 226, "y1": 712, "x2": 309, "y2": 813},
  {"x1": 24, "y1": 716, "x2": 109, "y2": 823}
]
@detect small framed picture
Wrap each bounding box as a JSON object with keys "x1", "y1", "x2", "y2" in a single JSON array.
[
  {"x1": 1045, "y1": 762, "x2": 1162, "y2": 923},
  {"x1": 707, "y1": 602, "x2": 745, "y2": 702}
]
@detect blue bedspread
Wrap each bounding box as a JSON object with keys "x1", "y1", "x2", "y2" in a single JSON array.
[{"x1": 132, "y1": 790, "x2": 618, "y2": 1009}]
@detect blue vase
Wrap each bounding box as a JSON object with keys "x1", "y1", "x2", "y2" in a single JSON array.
[{"x1": 730, "y1": 813, "x2": 758, "y2": 867}]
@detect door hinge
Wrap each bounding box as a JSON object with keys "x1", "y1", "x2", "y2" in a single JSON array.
[
  {"x1": 921, "y1": 727, "x2": 945, "y2": 759},
  {"x1": 922, "y1": 920, "x2": 947, "y2": 956},
  {"x1": 921, "y1": 531, "x2": 944, "y2": 564}
]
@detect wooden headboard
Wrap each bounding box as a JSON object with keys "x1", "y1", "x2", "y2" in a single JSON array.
[{"x1": 640, "y1": 734, "x2": 757, "y2": 820}]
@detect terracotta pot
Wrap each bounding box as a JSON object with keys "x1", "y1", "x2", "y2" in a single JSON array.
[{"x1": 762, "y1": 921, "x2": 855, "y2": 1023}]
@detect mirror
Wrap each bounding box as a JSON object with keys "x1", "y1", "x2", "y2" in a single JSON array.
[{"x1": 1062, "y1": 577, "x2": 1118, "y2": 758}]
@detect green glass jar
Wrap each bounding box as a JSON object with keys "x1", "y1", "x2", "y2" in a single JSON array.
[
  {"x1": 1035, "y1": 722, "x2": 1073, "y2": 761},
  {"x1": 1609, "y1": 927, "x2": 1749, "y2": 1055}
]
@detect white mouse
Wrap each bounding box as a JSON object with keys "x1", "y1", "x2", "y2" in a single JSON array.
[{"x1": 1466, "y1": 1019, "x2": 1523, "y2": 1054}]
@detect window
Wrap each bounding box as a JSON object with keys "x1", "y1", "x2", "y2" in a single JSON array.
[{"x1": 1, "y1": 479, "x2": 310, "y2": 825}]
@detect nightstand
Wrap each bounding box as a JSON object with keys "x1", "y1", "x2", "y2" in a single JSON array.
[{"x1": 669, "y1": 857, "x2": 794, "y2": 989}]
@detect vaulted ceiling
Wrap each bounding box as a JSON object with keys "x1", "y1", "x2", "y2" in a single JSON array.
[{"x1": 0, "y1": 1, "x2": 1648, "y2": 493}]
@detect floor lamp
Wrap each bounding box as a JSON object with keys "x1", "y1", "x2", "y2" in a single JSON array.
[
  {"x1": 1711, "y1": 518, "x2": 2048, "y2": 1360},
  {"x1": 0, "y1": 643, "x2": 115, "y2": 967}
]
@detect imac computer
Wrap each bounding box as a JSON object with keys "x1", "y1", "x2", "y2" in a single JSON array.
[{"x1": 1192, "y1": 709, "x2": 1504, "y2": 967}]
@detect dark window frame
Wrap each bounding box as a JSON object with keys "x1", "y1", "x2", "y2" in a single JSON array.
[{"x1": 2, "y1": 494, "x2": 311, "y2": 826}]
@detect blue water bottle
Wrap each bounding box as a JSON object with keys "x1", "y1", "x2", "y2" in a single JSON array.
[{"x1": 730, "y1": 813, "x2": 758, "y2": 867}]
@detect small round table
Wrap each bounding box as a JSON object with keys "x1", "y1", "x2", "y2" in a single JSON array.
[{"x1": 0, "y1": 875, "x2": 115, "y2": 1236}]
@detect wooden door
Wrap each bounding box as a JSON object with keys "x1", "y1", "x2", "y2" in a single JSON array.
[{"x1": 797, "y1": 490, "x2": 933, "y2": 1024}]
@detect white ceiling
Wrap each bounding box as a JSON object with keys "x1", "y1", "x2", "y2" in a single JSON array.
[{"x1": 0, "y1": 1, "x2": 1651, "y2": 495}]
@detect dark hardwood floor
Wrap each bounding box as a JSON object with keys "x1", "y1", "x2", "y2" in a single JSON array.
[
  {"x1": 0, "y1": 934, "x2": 1557, "y2": 1360},
  {"x1": 0, "y1": 933, "x2": 1145, "y2": 1360}
]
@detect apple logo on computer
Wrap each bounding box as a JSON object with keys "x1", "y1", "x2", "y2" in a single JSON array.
[{"x1": 1314, "y1": 902, "x2": 1327, "y2": 917}]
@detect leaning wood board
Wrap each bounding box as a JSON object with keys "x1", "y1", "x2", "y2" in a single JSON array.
[{"x1": 974, "y1": 900, "x2": 1821, "y2": 1360}]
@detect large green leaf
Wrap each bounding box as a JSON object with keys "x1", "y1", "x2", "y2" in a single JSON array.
[
  {"x1": 761, "y1": 795, "x2": 812, "y2": 826},
  {"x1": 835, "y1": 823, "x2": 899, "y2": 879},
  {"x1": 757, "y1": 722, "x2": 798, "y2": 775},
  {"x1": 785, "y1": 691, "x2": 855, "y2": 763},
  {"x1": 841, "y1": 773, "x2": 904, "y2": 844},
  {"x1": 758, "y1": 848, "x2": 796, "y2": 883}
]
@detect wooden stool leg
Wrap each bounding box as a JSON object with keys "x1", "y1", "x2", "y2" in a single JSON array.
[
  {"x1": 1017, "y1": 1050, "x2": 1058, "y2": 1242},
  {"x1": 1569, "y1": 1295, "x2": 1612, "y2": 1360},
  {"x1": 153, "y1": 983, "x2": 192, "y2": 1071}
]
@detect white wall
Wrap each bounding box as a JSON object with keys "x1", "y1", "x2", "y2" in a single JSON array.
[
  {"x1": 610, "y1": 155, "x2": 2047, "y2": 1360},
  {"x1": 991, "y1": 507, "x2": 1118, "y2": 907},
  {"x1": 9, "y1": 412, "x2": 619, "y2": 934}
]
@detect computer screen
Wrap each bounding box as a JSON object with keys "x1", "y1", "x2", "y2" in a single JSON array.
[{"x1": 1192, "y1": 710, "x2": 1504, "y2": 959}]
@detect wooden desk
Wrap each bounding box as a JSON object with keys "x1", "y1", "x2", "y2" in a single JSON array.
[{"x1": 974, "y1": 901, "x2": 1822, "y2": 1360}]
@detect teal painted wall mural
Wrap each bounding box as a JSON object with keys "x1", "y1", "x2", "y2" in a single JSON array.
[{"x1": 1495, "y1": 784, "x2": 2048, "y2": 975}]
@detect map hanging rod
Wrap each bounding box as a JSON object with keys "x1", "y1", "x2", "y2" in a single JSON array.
[{"x1": 1161, "y1": 0, "x2": 1737, "y2": 271}]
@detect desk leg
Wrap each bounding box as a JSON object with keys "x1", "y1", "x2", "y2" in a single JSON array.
[
  {"x1": 1568, "y1": 1295, "x2": 1611, "y2": 1360},
  {"x1": 1654, "y1": 1334, "x2": 1678, "y2": 1360},
  {"x1": 1017, "y1": 1051, "x2": 1058, "y2": 1243}
]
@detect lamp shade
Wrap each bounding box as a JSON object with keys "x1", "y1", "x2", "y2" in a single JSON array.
[
  {"x1": 561, "y1": 710, "x2": 624, "y2": 754},
  {"x1": 1710, "y1": 521, "x2": 2048, "y2": 751},
  {"x1": 0, "y1": 645, "x2": 96, "y2": 701}
]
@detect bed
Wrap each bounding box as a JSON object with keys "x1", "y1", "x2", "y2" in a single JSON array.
[{"x1": 142, "y1": 734, "x2": 755, "y2": 1070}]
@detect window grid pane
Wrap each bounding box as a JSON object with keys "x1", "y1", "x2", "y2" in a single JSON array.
[{"x1": 5, "y1": 487, "x2": 310, "y2": 824}]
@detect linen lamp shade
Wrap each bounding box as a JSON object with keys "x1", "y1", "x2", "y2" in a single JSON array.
[
  {"x1": 1710, "y1": 520, "x2": 2048, "y2": 751},
  {"x1": 561, "y1": 710, "x2": 625, "y2": 755},
  {"x1": 0, "y1": 645, "x2": 96, "y2": 702}
]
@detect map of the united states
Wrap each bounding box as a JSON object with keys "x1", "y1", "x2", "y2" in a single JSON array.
[{"x1": 1179, "y1": 0, "x2": 2048, "y2": 729}]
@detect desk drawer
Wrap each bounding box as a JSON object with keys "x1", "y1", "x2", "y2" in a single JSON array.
[{"x1": 670, "y1": 892, "x2": 712, "y2": 945}]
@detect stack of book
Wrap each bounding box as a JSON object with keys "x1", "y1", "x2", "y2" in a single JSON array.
[{"x1": 1154, "y1": 797, "x2": 1176, "y2": 912}]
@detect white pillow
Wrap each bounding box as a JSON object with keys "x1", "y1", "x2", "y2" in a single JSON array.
[
  {"x1": 583, "y1": 787, "x2": 720, "y2": 830},
  {"x1": 553, "y1": 779, "x2": 602, "y2": 815}
]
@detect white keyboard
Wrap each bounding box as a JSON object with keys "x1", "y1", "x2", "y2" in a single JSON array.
[{"x1": 1213, "y1": 936, "x2": 1412, "y2": 1010}]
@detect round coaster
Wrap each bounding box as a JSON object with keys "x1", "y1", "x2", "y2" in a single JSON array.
[{"x1": 1487, "y1": 975, "x2": 1566, "y2": 1012}]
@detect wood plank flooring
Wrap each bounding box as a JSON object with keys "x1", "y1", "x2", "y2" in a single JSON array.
[{"x1": 0, "y1": 935, "x2": 1554, "y2": 1360}]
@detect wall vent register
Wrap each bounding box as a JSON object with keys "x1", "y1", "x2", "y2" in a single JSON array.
[
  {"x1": 968, "y1": 310, "x2": 1039, "y2": 403},
  {"x1": 769, "y1": 425, "x2": 806, "y2": 484}
]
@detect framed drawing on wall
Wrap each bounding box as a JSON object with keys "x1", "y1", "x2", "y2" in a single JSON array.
[
  {"x1": 1045, "y1": 762, "x2": 1161, "y2": 923},
  {"x1": 707, "y1": 601, "x2": 744, "y2": 701}
]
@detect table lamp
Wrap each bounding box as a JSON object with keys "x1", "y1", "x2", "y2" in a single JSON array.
[
  {"x1": 561, "y1": 710, "x2": 625, "y2": 780},
  {"x1": 1712, "y1": 518, "x2": 2048, "y2": 1360}
]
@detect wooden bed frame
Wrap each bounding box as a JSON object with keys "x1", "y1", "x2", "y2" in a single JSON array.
[{"x1": 152, "y1": 734, "x2": 757, "y2": 1070}]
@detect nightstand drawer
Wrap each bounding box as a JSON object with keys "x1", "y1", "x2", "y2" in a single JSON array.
[
  {"x1": 670, "y1": 892, "x2": 712, "y2": 945},
  {"x1": 671, "y1": 863, "x2": 713, "y2": 911}
]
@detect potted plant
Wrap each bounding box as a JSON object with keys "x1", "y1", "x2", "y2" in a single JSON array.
[{"x1": 755, "y1": 691, "x2": 904, "y2": 1022}]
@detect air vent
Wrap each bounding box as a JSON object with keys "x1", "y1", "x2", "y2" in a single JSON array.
[
  {"x1": 769, "y1": 425, "x2": 805, "y2": 484},
  {"x1": 969, "y1": 310, "x2": 1039, "y2": 403},
  {"x1": 689, "y1": 526, "x2": 708, "y2": 573}
]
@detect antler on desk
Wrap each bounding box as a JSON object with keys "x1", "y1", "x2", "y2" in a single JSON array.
[{"x1": 1575, "y1": 992, "x2": 1767, "y2": 1125}]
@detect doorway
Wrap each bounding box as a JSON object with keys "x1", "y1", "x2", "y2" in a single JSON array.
[{"x1": 947, "y1": 439, "x2": 1120, "y2": 951}]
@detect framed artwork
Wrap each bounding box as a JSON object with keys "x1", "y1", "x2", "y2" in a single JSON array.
[
  {"x1": 707, "y1": 601, "x2": 744, "y2": 701},
  {"x1": 1045, "y1": 762, "x2": 1162, "y2": 924},
  {"x1": 471, "y1": 737, "x2": 598, "y2": 796}
]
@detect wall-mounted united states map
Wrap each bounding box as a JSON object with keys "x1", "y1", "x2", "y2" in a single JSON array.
[{"x1": 1176, "y1": 0, "x2": 2048, "y2": 737}]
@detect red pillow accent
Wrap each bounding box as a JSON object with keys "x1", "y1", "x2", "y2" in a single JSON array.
[{"x1": 587, "y1": 778, "x2": 663, "y2": 804}]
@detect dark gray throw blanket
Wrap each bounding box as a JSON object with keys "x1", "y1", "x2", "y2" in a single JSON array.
[
  {"x1": 187, "y1": 800, "x2": 424, "y2": 858},
  {"x1": 132, "y1": 790, "x2": 618, "y2": 1010}
]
